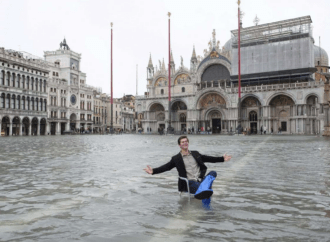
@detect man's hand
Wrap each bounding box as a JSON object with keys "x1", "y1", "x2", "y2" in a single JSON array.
[
  {"x1": 223, "y1": 153, "x2": 232, "y2": 161},
  {"x1": 143, "y1": 165, "x2": 153, "y2": 174}
]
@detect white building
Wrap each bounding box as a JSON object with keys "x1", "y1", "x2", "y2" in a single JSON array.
[
  {"x1": 44, "y1": 39, "x2": 94, "y2": 134},
  {"x1": 0, "y1": 48, "x2": 49, "y2": 136}
]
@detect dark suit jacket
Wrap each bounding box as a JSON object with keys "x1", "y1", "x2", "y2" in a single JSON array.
[{"x1": 152, "y1": 150, "x2": 224, "y2": 192}]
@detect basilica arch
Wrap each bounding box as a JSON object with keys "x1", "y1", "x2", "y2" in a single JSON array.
[
  {"x1": 196, "y1": 92, "x2": 227, "y2": 133},
  {"x1": 148, "y1": 102, "x2": 165, "y2": 132},
  {"x1": 269, "y1": 94, "x2": 295, "y2": 133},
  {"x1": 241, "y1": 95, "x2": 262, "y2": 134},
  {"x1": 171, "y1": 100, "x2": 187, "y2": 131}
]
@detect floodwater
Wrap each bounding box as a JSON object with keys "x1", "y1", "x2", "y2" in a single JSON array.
[{"x1": 0, "y1": 134, "x2": 330, "y2": 242}]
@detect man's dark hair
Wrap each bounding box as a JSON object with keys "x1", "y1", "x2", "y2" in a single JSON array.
[{"x1": 178, "y1": 136, "x2": 189, "y2": 145}]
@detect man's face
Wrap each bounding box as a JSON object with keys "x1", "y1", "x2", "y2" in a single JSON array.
[{"x1": 179, "y1": 138, "x2": 189, "y2": 150}]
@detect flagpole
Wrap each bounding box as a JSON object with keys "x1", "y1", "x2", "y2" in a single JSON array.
[
  {"x1": 237, "y1": 1, "x2": 242, "y2": 134},
  {"x1": 168, "y1": 12, "x2": 172, "y2": 133},
  {"x1": 110, "y1": 22, "x2": 113, "y2": 134}
]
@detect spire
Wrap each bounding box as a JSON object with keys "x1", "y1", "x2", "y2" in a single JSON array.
[
  {"x1": 191, "y1": 45, "x2": 197, "y2": 59},
  {"x1": 148, "y1": 53, "x2": 153, "y2": 67},
  {"x1": 162, "y1": 58, "x2": 165, "y2": 71},
  {"x1": 170, "y1": 49, "x2": 174, "y2": 63}
]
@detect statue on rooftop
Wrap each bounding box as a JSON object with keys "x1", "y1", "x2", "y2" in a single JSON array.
[{"x1": 60, "y1": 38, "x2": 70, "y2": 50}]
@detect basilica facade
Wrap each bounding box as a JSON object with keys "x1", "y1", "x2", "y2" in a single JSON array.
[{"x1": 136, "y1": 16, "x2": 330, "y2": 135}]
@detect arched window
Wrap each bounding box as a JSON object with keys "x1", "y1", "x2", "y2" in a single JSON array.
[
  {"x1": 35, "y1": 98, "x2": 38, "y2": 111},
  {"x1": 6, "y1": 94, "x2": 10, "y2": 108},
  {"x1": 35, "y1": 79, "x2": 38, "y2": 91},
  {"x1": 39, "y1": 80, "x2": 42, "y2": 91},
  {"x1": 17, "y1": 96, "x2": 20, "y2": 110},
  {"x1": 31, "y1": 98, "x2": 34, "y2": 110},
  {"x1": 6, "y1": 72, "x2": 10, "y2": 86},
  {"x1": 22, "y1": 97, "x2": 25, "y2": 110},
  {"x1": 40, "y1": 99, "x2": 43, "y2": 111},
  {"x1": 180, "y1": 113, "x2": 186, "y2": 122},
  {"x1": 31, "y1": 78, "x2": 34, "y2": 90},
  {"x1": 43, "y1": 80, "x2": 46, "y2": 92},
  {"x1": 1, "y1": 93, "x2": 5, "y2": 108},
  {"x1": 26, "y1": 77, "x2": 30, "y2": 90},
  {"x1": 22, "y1": 75, "x2": 25, "y2": 88},
  {"x1": 27, "y1": 97, "x2": 30, "y2": 110},
  {"x1": 182, "y1": 87, "x2": 185, "y2": 93},
  {"x1": 161, "y1": 89, "x2": 164, "y2": 95},
  {"x1": 12, "y1": 73, "x2": 15, "y2": 87},
  {"x1": 44, "y1": 100, "x2": 47, "y2": 111},
  {"x1": 0, "y1": 71, "x2": 4, "y2": 85},
  {"x1": 249, "y1": 111, "x2": 257, "y2": 122},
  {"x1": 11, "y1": 95, "x2": 15, "y2": 109},
  {"x1": 17, "y1": 75, "x2": 20, "y2": 88}
]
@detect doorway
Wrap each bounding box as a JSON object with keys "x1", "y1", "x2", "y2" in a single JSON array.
[
  {"x1": 250, "y1": 122, "x2": 257, "y2": 134},
  {"x1": 212, "y1": 119, "x2": 221, "y2": 133},
  {"x1": 281, "y1": 121, "x2": 287, "y2": 132},
  {"x1": 61, "y1": 123, "x2": 66, "y2": 134}
]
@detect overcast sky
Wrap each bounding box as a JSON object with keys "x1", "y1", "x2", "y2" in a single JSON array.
[{"x1": 1, "y1": 0, "x2": 329, "y2": 98}]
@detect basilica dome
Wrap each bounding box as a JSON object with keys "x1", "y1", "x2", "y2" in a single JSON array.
[
  {"x1": 223, "y1": 39, "x2": 232, "y2": 52},
  {"x1": 314, "y1": 45, "x2": 329, "y2": 66}
]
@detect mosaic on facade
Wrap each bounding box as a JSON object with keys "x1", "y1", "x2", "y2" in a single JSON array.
[
  {"x1": 155, "y1": 77, "x2": 167, "y2": 87},
  {"x1": 270, "y1": 95, "x2": 295, "y2": 106},
  {"x1": 199, "y1": 93, "x2": 226, "y2": 109},
  {"x1": 174, "y1": 74, "x2": 191, "y2": 85}
]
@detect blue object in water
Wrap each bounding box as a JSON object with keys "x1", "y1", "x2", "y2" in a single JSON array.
[{"x1": 194, "y1": 174, "x2": 215, "y2": 200}]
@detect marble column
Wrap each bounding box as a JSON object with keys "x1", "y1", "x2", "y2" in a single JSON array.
[
  {"x1": 37, "y1": 122, "x2": 40, "y2": 135},
  {"x1": 28, "y1": 123, "x2": 32, "y2": 136},
  {"x1": 46, "y1": 122, "x2": 50, "y2": 135},
  {"x1": 56, "y1": 122, "x2": 60, "y2": 135},
  {"x1": 19, "y1": 123, "x2": 22, "y2": 136},
  {"x1": 9, "y1": 123, "x2": 12, "y2": 136}
]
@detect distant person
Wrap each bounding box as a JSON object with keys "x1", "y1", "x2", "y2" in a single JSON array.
[
  {"x1": 143, "y1": 136, "x2": 232, "y2": 200},
  {"x1": 192, "y1": 126, "x2": 194, "y2": 134},
  {"x1": 260, "y1": 125, "x2": 263, "y2": 135}
]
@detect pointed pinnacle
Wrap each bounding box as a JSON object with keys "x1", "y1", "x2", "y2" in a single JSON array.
[{"x1": 192, "y1": 45, "x2": 197, "y2": 58}]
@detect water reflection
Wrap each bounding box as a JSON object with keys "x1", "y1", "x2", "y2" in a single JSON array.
[{"x1": 0, "y1": 135, "x2": 329, "y2": 241}]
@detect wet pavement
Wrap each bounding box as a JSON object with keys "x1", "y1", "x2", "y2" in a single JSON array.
[{"x1": 0, "y1": 134, "x2": 330, "y2": 241}]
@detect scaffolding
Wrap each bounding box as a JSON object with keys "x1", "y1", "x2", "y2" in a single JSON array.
[
  {"x1": 230, "y1": 15, "x2": 315, "y2": 84},
  {"x1": 231, "y1": 16, "x2": 313, "y2": 48}
]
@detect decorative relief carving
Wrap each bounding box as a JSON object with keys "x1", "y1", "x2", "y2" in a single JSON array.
[
  {"x1": 279, "y1": 110, "x2": 288, "y2": 118},
  {"x1": 155, "y1": 77, "x2": 167, "y2": 87},
  {"x1": 150, "y1": 103, "x2": 165, "y2": 112},
  {"x1": 242, "y1": 97, "x2": 261, "y2": 107},
  {"x1": 210, "y1": 51, "x2": 219, "y2": 58},
  {"x1": 174, "y1": 74, "x2": 191, "y2": 85},
  {"x1": 172, "y1": 101, "x2": 187, "y2": 111},
  {"x1": 156, "y1": 113, "x2": 165, "y2": 121},
  {"x1": 199, "y1": 93, "x2": 226, "y2": 109},
  {"x1": 270, "y1": 95, "x2": 295, "y2": 106}
]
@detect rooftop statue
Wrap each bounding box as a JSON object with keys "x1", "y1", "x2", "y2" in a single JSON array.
[{"x1": 60, "y1": 38, "x2": 70, "y2": 50}]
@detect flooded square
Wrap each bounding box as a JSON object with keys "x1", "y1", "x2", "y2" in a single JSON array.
[{"x1": 0, "y1": 134, "x2": 329, "y2": 241}]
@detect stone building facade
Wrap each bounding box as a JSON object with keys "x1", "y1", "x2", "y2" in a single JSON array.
[
  {"x1": 0, "y1": 48, "x2": 49, "y2": 136},
  {"x1": 44, "y1": 39, "x2": 94, "y2": 134},
  {"x1": 136, "y1": 16, "x2": 329, "y2": 135},
  {"x1": 106, "y1": 98, "x2": 123, "y2": 131},
  {"x1": 94, "y1": 92, "x2": 108, "y2": 133},
  {"x1": 0, "y1": 39, "x2": 96, "y2": 136}
]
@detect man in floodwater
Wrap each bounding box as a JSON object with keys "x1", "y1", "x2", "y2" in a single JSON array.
[{"x1": 143, "y1": 136, "x2": 232, "y2": 200}]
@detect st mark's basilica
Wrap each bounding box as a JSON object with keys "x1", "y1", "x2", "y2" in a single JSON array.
[{"x1": 136, "y1": 15, "x2": 330, "y2": 135}]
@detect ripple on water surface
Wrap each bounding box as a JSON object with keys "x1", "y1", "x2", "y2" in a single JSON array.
[{"x1": 0, "y1": 135, "x2": 329, "y2": 241}]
